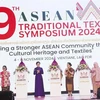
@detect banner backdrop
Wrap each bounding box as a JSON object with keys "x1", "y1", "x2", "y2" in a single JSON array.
[{"x1": 0, "y1": 0, "x2": 100, "y2": 92}]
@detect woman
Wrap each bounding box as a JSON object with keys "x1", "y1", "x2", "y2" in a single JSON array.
[
  {"x1": 34, "y1": 61, "x2": 45, "y2": 97},
  {"x1": 91, "y1": 62, "x2": 100, "y2": 97},
  {"x1": 65, "y1": 62, "x2": 74, "y2": 96},
  {"x1": 0, "y1": 65, "x2": 10, "y2": 91}
]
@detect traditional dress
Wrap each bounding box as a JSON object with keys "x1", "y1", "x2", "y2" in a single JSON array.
[
  {"x1": 91, "y1": 62, "x2": 100, "y2": 95},
  {"x1": 0, "y1": 71, "x2": 10, "y2": 91},
  {"x1": 65, "y1": 68, "x2": 74, "y2": 92},
  {"x1": 34, "y1": 67, "x2": 45, "y2": 97}
]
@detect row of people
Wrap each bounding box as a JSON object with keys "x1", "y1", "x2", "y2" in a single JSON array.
[
  {"x1": 65, "y1": 62, "x2": 100, "y2": 97},
  {"x1": 0, "y1": 61, "x2": 100, "y2": 98}
]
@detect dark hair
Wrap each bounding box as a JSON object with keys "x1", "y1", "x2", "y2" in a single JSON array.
[
  {"x1": 36, "y1": 61, "x2": 40, "y2": 65},
  {"x1": 67, "y1": 62, "x2": 72, "y2": 66},
  {"x1": 2, "y1": 65, "x2": 7, "y2": 70}
]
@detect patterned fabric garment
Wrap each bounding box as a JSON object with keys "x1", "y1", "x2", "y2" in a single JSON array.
[
  {"x1": 66, "y1": 68, "x2": 74, "y2": 78},
  {"x1": 65, "y1": 68, "x2": 75, "y2": 92},
  {"x1": 0, "y1": 71, "x2": 10, "y2": 88}
]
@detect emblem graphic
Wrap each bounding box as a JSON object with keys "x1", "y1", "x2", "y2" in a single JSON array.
[{"x1": 76, "y1": 0, "x2": 100, "y2": 20}]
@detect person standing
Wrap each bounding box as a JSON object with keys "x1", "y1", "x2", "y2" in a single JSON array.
[
  {"x1": 0, "y1": 65, "x2": 10, "y2": 91},
  {"x1": 65, "y1": 62, "x2": 74, "y2": 96},
  {"x1": 34, "y1": 61, "x2": 45, "y2": 97},
  {"x1": 91, "y1": 62, "x2": 100, "y2": 97}
]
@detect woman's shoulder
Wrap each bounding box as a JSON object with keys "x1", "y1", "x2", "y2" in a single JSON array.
[
  {"x1": 70, "y1": 67, "x2": 74, "y2": 71},
  {"x1": 7, "y1": 71, "x2": 10, "y2": 73},
  {"x1": 0, "y1": 71, "x2": 3, "y2": 74},
  {"x1": 40, "y1": 67, "x2": 43, "y2": 69},
  {"x1": 34, "y1": 67, "x2": 37, "y2": 69},
  {"x1": 34, "y1": 67, "x2": 42, "y2": 69}
]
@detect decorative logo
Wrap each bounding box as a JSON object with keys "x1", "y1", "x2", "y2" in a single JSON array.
[
  {"x1": 76, "y1": 0, "x2": 100, "y2": 20},
  {"x1": 17, "y1": 74, "x2": 26, "y2": 81},
  {"x1": 51, "y1": 73, "x2": 59, "y2": 80},
  {"x1": 80, "y1": 72, "x2": 88, "y2": 78},
  {"x1": 17, "y1": 74, "x2": 25, "y2": 79},
  {"x1": 51, "y1": 73, "x2": 58, "y2": 77}
]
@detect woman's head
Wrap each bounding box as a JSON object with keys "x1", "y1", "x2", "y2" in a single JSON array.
[
  {"x1": 67, "y1": 62, "x2": 72, "y2": 68},
  {"x1": 94, "y1": 62, "x2": 99, "y2": 68},
  {"x1": 36, "y1": 61, "x2": 40, "y2": 67},
  {"x1": 2, "y1": 65, "x2": 7, "y2": 71}
]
